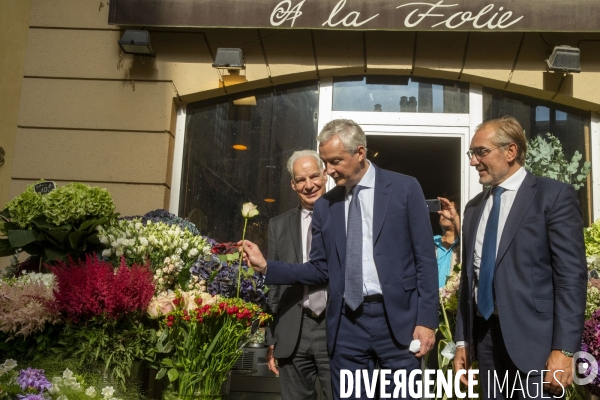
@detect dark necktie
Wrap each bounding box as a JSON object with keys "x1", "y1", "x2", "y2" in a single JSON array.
[
  {"x1": 344, "y1": 185, "x2": 364, "y2": 311},
  {"x1": 478, "y1": 186, "x2": 506, "y2": 320}
]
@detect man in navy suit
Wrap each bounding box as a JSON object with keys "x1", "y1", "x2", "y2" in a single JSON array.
[
  {"x1": 242, "y1": 119, "x2": 439, "y2": 399},
  {"x1": 453, "y1": 116, "x2": 587, "y2": 399}
]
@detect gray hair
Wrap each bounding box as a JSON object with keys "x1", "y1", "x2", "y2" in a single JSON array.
[
  {"x1": 286, "y1": 150, "x2": 324, "y2": 177},
  {"x1": 317, "y1": 119, "x2": 367, "y2": 153}
]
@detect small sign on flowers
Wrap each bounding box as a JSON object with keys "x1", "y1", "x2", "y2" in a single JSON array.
[{"x1": 33, "y1": 181, "x2": 56, "y2": 195}]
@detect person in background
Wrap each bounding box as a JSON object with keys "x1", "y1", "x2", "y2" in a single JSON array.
[
  {"x1": 265, "y1": 150, "x2": 332, "y2": 400},
  {"x1": 435, "y1": 197, "x2": 460, "y2": 288}
]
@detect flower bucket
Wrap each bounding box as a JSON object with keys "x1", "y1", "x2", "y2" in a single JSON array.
[{"x1": 162, "y1": 370, "x2": 231, "y2": 400}]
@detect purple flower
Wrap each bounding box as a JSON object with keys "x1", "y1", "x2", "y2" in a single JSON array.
[
  {"x1": 17, "y1": 368, "x2": 51, "y2": 393},
  {"x1": 18, "y1": 395, "x2": 46, "y2": 400},
  {"x1": 582, "y1": 309, "x2": 600, "y2": 394}
]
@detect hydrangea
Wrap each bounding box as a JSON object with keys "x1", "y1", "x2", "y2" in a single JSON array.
[
  {"x1": 582, "y1": 309, "x2": 600, "y2": 394},
  {"x1": 190, "y1": 252, "x2": 267, "y2": 307},
  {"x1": 587, "y1": 280, "x2": 600, "y2": 321},
  {"x1": 586, "y1": 219, "x2": 600, "y2": 257},
  {"x1": 4, "y1": 186, "x2": 44, "y2": 228}
]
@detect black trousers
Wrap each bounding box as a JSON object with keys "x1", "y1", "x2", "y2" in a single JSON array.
[{"x1": 475, "y1": 315, "x2": 557, "y2": 399}]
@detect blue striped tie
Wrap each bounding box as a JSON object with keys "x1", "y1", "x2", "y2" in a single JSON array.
[
  {"x1": 478, "y1": 186, "x2": 506, "y2": 320},
  {"x1": 345, "y1": 185, "x2": 364, "y2": 310}
]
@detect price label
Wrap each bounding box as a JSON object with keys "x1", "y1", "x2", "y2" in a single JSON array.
[{"x1": 34, "y1": 181, "x2": 56, "y2": 195}]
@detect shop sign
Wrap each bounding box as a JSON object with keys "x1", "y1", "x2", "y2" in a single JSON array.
[
  {"x1": 109, "y1": 0, "x2": 600, "y2": 32},
  {"x1": 34, "y1": 181, "x2": 56, "y2": 195}
]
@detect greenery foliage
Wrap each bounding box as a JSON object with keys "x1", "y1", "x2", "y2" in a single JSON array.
[
  {"x1": 0, "y1": 181, "x2": 116, "y2": 263},
  {"x1": 525, "y1": 133, "x2": 590, "y2": 190}
]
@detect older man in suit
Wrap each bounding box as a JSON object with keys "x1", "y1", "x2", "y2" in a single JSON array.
[
  {"x1": 454, "y1": 116, "x2": 587, "y2": 399},
  {"x1": 242, "y1": 119, "x2": 439, "y2": 400},
  {"x1": 265, "y1": 149, "x2": 332, "y2": 400}
]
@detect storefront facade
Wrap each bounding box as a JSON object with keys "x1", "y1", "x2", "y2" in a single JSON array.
[{"x1": 3, "y1": 0, "x2": 600, "y2": 247}]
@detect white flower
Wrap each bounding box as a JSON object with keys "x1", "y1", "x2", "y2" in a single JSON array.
[
  {"x1": 182, "y1": 242, "x2": 189, "y2": 251},
  {"x1": 135, "y1": 222, "x2": 143, "y2": 229},
  {"x1": 57, "y1": 395, "x2": 68, "y2": 400},
  {"x1": 86, "y1": 386, "x2": 96, "y2": 397},
  {"x1": 164, "y1": 257, "x2": 171, "y2": 264},
  {"x1": 63, "y1": 368, "x2": 74, "y2": 380},
  {"x1": 102, "y1": 249, "x2": 112, "y2": 257},
  {"x1": 117, "y1": 238, "x2": 125, "y2": 246},
  {"x1": 140, "y1": 237, "x2": 149, "y2": 247},
  {"x1": 111, "y1": 241, "x2": 119, "y2": 249},
  {"x1": 49, "y1": 384, "x2": 61, "y2": 394},
  {"x1": 0, "y1": 366, "x2": 7, "y2": 376},
  {"x1": 188, "y1": 248, "x2": 199, "y2": 258},
  {"x1": 158, "y1": 278, "x2": 164, "y2": 284},
  {"x1": 2, "y1": 359, "x2": 17, "y2": 370},
  {"x1": 102, "y1": 386, "x2": 115, "y2": 399},
  {"x1": 52, "y1": 376, "x2": 63, "y2": 385},
  {"x1": 115, "y1": 249, "x2": 124, "y2": 257},
  {"x1": 241, "y1": 202, "x2": 259, "y2": 218},
  {"x1": 99, "y1": 236, "x2": 109, "y2": 245},
  {"x1": 72, "y1": 382, "x2": 82, "y2": 391}
]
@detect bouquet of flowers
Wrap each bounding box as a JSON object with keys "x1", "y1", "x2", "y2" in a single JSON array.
[
  {"x1": 156, "y1": 292, "x2": 270, "y2": 399},
  {"x1": 123, "y1": 209, "x2": 201, "y2": 236},
  {"x1": 0, "y1": 181, "x2": 116, "y2": 264},
  {"x1": 97, "y1": 219, "x2": 211, "y2": 292}
]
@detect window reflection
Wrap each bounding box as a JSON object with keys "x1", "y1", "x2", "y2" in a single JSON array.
[
  {"x1": 483, "y1": 88, "x2": 591, "y2": 224},
  {"x1": 332, "y1": 76, "x2": 469, "y2": 113},
  {"x1": 180, "y1": 81, "x2": 319, "y2": 249}
]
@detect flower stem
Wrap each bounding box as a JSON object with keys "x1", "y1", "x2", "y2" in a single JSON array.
[{"x1": 237, "y1": 218, "x2": 248, "y2": 298}]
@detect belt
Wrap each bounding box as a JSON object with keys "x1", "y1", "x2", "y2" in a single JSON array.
[
  {"x1": 363, "y1": 294, "x2": 384, "y2": 303},
  {"x1": 302, "y1": 308, "x2": 325, "y2": 318}
]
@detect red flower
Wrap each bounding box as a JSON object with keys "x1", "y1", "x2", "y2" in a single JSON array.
[
  {"x1": 167, "y1": 315, "x2": 175, "y2": 321},
  {"x1": 194, "y1": 298, "x2": 202, "y2": 305},
  {"x1": 172, "y1": 298, "x2": 180, "y2": 306},
  {"x1": 197, "y1": 317, "x2": 204, "y2": 323},
  {"x1": 50, "y1": 255, "x2": 155, "y2": 322},
  {"x1": 184, "y1": 315, "x2": 190, "y2": 321},
  {"x1": 236, "y1": 313, "x2": 244, "y2": 319},
  {"x1": 167, "y1": 321, "x2": 173, "y2": 327}
]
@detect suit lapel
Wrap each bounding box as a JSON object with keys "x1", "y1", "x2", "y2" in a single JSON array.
[
  {"x1": 288, "y1": 208, "x2": 302, "y2": 264},
  {"x1": 329, "y1": 186, "x2": 347, "y2": 267},
  {"x1": 495, "y1": 172, "x2": 537, "y2": 268},
  {"x1": 373, "y1": 166, "x2": 391, "y2": 244}
]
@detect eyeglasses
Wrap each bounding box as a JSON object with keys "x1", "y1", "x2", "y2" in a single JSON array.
[{"x1": 466, "y1": 145, "x2": 507, "y2": 161}]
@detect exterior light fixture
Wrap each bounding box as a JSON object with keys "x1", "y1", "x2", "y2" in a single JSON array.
[
  {"x1": 118, "y1": 30, "x2": 155, "y2": 57},
  {"x1": 232, "y1": 144, "x2": 248, "y2": 150},
  {"x1": 546, "y1": 45, "x2": 580, "y2": 73},
  {"x1": 212, "y1": 48, "x2": 245, "y2": 70}
]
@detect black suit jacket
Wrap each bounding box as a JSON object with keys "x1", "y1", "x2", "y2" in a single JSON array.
[
  {"x1": 455, "y1": 172, "x2": 588, "y2": 372},
  {"x1": 265, "y1": 207, "x2": 326, "y2": 359}
]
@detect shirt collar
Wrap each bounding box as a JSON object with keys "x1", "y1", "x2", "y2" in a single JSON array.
[
  {"x1": 346, "y1": 161, "x2": 375, "y2": 196},
  {"x1": 301, "y1": 208, "x2": 312, "y2": 219},
  {"x1": 498, "y1": 166, "x2": 527, "y2": 192}
]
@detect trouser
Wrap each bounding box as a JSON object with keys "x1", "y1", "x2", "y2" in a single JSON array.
[{"x1": 278, "y1": 311, "x2": 333, "y2": 400}]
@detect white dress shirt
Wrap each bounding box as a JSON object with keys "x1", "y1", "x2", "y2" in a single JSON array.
[
  {"x1": 301, "y1": 208, "x2": 313, "y2": 308},
  {"x1": 456, "y1": 167, "x2": 526, "y2": 348},
  {"x1": 344, "y1": 161, "x2": 382, "y2": 296}
]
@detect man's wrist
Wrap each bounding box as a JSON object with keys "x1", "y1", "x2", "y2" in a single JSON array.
[
  {"x1": 560, "y1": 350, "x2": 574, "y2": 357},
  {"x1": 456, "y1": 341, "x2": 468, "y2": 348}
]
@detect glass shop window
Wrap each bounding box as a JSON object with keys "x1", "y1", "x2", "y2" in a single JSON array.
[
  {"x1": 332, "y1": 76, "x2": 469, "y2": 113},
  {"x1": 483, "y1": 88, "x2": 591, "y2": 225},
  {"x1": 180, "y1": 81, "x2": 319, "y2": 249}
]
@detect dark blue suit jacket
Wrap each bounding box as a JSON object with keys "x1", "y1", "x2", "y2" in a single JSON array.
[
  {"x1": 265, "y1": 164, "x2": 439, "y2": 354},
  {"x1": 455, "y1": 172, "x2": 587, "y2": 372}
]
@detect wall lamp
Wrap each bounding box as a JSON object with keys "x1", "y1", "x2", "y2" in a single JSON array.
[
  {"x1": 212, "y1": 48, "x2": 245, "y2": 70},
  {"x1": 118, "y1": 30, "x2": 155, "y2": 57},
  {"x1": 546, "y1": 45, "x2": 580, "y2": 73}
]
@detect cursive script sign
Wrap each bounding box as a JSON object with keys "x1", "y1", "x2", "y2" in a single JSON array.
[{"x1": 109, "y1": 0, "x2": 600, "y2": 32}]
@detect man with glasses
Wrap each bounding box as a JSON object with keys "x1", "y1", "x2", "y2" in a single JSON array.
[
  {"x1": 265, "y1": 150, "x2": 332, "y2": 400},
  {"x1": 454, "y1": 116, "x2": 587, "y2": 399}
]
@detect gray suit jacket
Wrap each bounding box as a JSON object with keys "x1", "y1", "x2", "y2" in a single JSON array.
[{"x1": 265, "y1": 207, "x2": 326, "y2": 359}]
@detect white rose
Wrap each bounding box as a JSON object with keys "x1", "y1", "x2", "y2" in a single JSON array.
[
  {"x1": 241, "y1": 202, "x2": 259, "y2": 218},
  {"x1": 182, "y1": 242, "x2": 189, "y2": 251},
  {"x1": 102, "y1": 386, "x2": 115, "y2": 399},
  {"x1": 189, "y1": 248, "x2": 199, "y2": 258}
]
